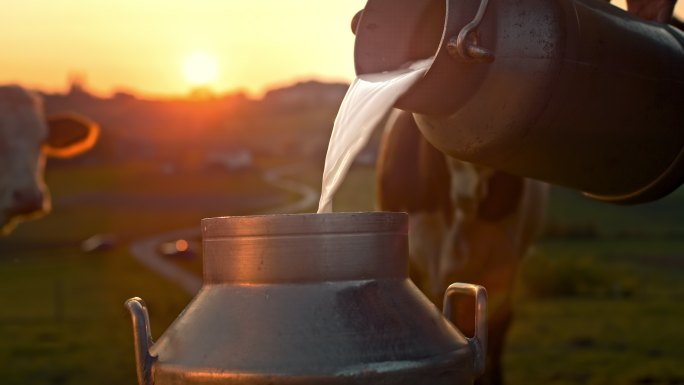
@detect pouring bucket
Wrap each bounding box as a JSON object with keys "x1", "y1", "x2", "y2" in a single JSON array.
[{"x1": 354, "y1": 0, "x2": 684, "y2": 203}]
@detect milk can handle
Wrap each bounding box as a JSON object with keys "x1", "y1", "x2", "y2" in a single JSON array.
[
  {"x1": 125, "y1": 297, "x2": 157, "y2": 385},
  {"x1": 442, "y1": 283, "x2": 488, "y2": 377}
]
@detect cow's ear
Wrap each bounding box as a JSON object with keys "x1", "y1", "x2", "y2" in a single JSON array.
[{"x1": 43, "y1": 113, "x2": 99, "y2": 158}]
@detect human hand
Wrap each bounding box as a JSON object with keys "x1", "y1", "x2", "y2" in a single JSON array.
[{"x1": 625, "y1": 0, "x2": 677, "y2": 23}]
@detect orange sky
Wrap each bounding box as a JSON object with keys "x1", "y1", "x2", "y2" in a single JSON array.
[
  {"x1": 0, "y1": 0, "x2": 366, "y2": 97},
  {"x1": 0, "y1": 0, "x2": 682, "y2": 98}
]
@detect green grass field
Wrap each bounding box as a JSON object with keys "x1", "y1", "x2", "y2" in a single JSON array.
[
  {"x1": 509, "y1": 239, "x2": 684, "y2": 385},
  {"x1": 0, "y1": 160, "x2": 293, "y2": 385},
  {"x1": 0, "y1": 158, "x2": 682, "y2": 385}
]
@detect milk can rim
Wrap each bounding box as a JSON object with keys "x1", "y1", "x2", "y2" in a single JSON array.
[{"x1": 201, "y1": 212, "x2": 408, "y2": 238}]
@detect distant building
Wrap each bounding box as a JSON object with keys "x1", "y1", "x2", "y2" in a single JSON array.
[{"x1": 204, "y1": 149, "x2": 253, "y2": 172}]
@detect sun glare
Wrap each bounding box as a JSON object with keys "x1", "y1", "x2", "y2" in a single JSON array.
[{"x1": 183, "y1": 52, "x2": 219, "y2": 86}]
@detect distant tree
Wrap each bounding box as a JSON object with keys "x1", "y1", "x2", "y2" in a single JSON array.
[{"x1": 66, "y1": 72, "x2": 94, "y2": 101}]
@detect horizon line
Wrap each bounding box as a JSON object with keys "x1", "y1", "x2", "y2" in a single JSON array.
[{"x1": 5, "y1": 74, "x2": 353, "y2": 101}]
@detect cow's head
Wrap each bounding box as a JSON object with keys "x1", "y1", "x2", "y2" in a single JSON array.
[{"x1": 0, "y1": 86, "x2": 99, "y2": 234}]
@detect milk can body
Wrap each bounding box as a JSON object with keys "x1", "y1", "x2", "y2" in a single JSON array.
[
  {"x1": 126, "y1": 213, "x2": 487, "y2": 384},
  {"x1": 355, "y1": 0, "x2": 684, "y2": 203}
]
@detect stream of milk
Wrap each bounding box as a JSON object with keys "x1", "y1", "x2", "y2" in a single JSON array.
[{"x1": 317, "y1": 59, "x2": 431, "y2": 213}]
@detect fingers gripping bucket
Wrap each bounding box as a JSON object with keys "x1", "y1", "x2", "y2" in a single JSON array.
[{"x1": 126, "y1": 212, "x2": 487, "y2": 384}]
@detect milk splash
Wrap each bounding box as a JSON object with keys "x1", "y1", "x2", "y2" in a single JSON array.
[{"x1": 317, "y1": 59, "x2": 431, "y2": 213}]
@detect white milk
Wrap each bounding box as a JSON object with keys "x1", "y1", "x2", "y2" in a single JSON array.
[{"x1": 317, "y1": 59, "x2": 431, "y2": 213}]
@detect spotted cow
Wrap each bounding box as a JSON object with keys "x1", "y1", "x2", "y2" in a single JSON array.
[
  {"x1": 0, "y1": 85, "x2": 99, "y2": 234},
  {"x1": 376, "y1": 110, "x2": 548, "y2": 385}
]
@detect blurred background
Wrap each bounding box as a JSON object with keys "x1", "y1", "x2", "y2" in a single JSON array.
[{"x1": 1, "y1": 1, "x2": 683, "y2": 384}]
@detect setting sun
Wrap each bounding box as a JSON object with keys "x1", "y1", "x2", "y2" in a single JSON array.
[{"x1": 183, "y1": 52, "x2": 219, "y2": 86}]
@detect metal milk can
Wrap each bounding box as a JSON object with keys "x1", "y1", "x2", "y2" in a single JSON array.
[
  {"x1": 354, "y1": 0, "x2": 684, "y2": 203},
  {"x1": 126, "y1": 212, "x2": 488, "y2": 384}
]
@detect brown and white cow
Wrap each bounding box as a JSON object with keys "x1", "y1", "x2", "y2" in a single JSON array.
[
  {"x1": 0, "y1": 85, "x2": 99, "y2": 234},
  {"x1": 376, "y1": 110, "x2": 548, "y2": 385}
]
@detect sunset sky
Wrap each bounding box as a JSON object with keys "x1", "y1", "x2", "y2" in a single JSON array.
[
  {"x1": 1, "y1": 0, "x2": 682, "y2": 98},
  {"x1": 0, "y1": 0, "x2": 366, "y2": 97}
]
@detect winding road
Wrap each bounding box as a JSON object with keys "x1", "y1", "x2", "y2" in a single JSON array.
[{"x1": 128, "y1": 164, "x2": 319, "y2": 294}]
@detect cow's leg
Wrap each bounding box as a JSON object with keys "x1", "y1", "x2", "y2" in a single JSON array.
[
  {"x1": 479, "y1": 299, "x2": 512, "y2": 385},
  {"x1": 444, "y1": 174, "x2": 546, "y2": 385}
]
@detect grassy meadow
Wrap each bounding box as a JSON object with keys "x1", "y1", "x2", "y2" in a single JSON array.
[
  {"x1": 0, "y1": 105, "x2": 683, "y2": 384},
  {"x1": 0, "y1": 158, "x2": 296, "y2": 384}
]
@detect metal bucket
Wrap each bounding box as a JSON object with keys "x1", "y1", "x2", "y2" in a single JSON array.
[
  {"x1": 126, "y1": 212, "x2": 487, "y2": 384},
  {"x1": 354, "y1": 0, "x2": 684, "y2": 203}
]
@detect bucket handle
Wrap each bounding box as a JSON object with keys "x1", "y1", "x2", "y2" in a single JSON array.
[
  {"x1": 447, "y1": 0, "x2": 495, "y2": 62},
  {"x1": 442, "y1": 283, "x2": 488, "y2": 376}
]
